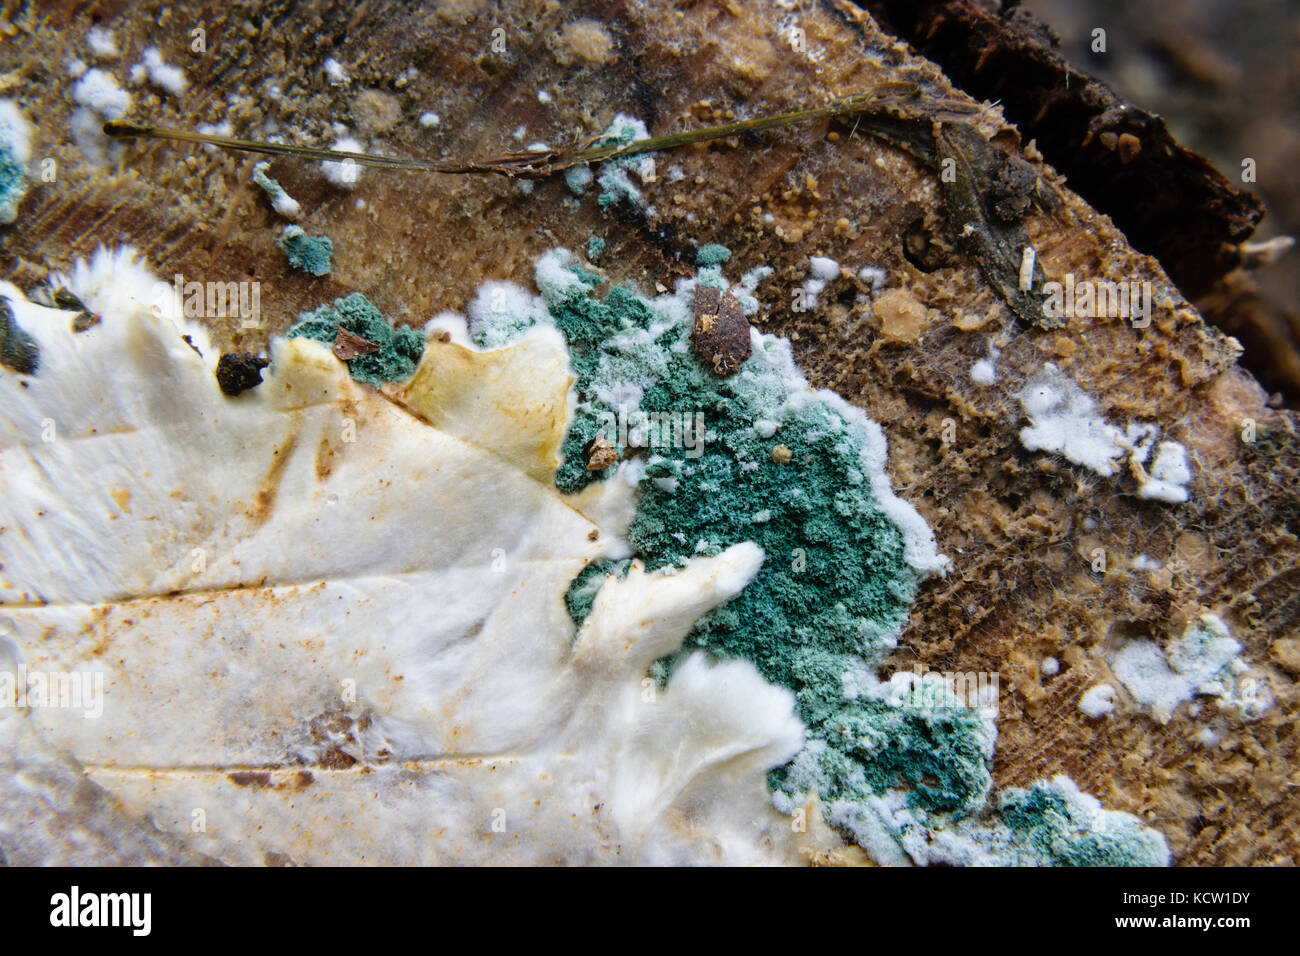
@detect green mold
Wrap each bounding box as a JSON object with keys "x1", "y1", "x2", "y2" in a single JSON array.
[
  {"x1": 994, "y1": 778, "x2": 1172, "y2": 866},
  {"x1": 695, "y1": 244, "x2": 731, "y2": 267},
  {"x1": 780, "y1": 697, "x2": 994, "y2": 817},
  {"x1": 0, "y1": 148, "x2": 25, "y2": 225},
  {"x1": 586, "y1": 236, "x2": 605, "y2": 261},
  {"x1": 278, "y1": 225, "x2": 333, "y2": 277},
  {"x1": 287, "y1": 292, "x2": 423, "y2": 387},
  {"x1": 453, "y1": 247, "x2": 1170, "y2": 865}
]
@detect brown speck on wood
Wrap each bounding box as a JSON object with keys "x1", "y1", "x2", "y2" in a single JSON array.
[
  {"x1": 333, "y1": 327, "x2": 382, "y2": 362},
  {"x1": 691, "y1": 286, "x2": 751, "y2": 377},
  {"x1": 227, "y1": 771, "x2": 272, "y2": 788},
  {"x1": 319, "y1": 747, "x2": 358, "y2": 770}
]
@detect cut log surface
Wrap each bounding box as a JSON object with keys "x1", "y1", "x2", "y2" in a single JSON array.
[{"x1": 0, "y1": 0, "x2": 1295, "y2": 865}]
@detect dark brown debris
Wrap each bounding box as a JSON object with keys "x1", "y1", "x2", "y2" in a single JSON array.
[
  {"x1": 0, "y1": 296, "x2": 39, "y2": 374},
  {"x1": 215, "y1": 351, "x2": 269, "y2": 396},
  {"x1": 691, "y1": 286, "x2": 751, "y2": 377},
  {"x1": 989, "y1": 153, "x2": 1039, "y2": 223},
  {"x1": 52, "y1": 287, "x2": 101, "y2": 333}
]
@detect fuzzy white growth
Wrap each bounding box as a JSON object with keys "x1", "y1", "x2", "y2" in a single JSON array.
[
  {"x1": 970, "y1": 359, "x2": 996, "y2": 385},
  {"x1": 1111, "y1": 615, "x2": 1270, "y2": 723},
  {"x1": 1017, "y1": 365, "x2": 1127, "y2": 475},
  {"x1": 858, "y1": 265, "x2": 886, "y2": 294},
  {"x1": 0, "y1": 260, "x2": 819, "y2": 866},
  {"x1": 537, "y1": 89, "x2": 553, "y2": 104},
  {"x1": 66, "y1": 58, "x2": 87, "y2": 79},
  {"x1": 466, "y1": 280, "x2": 549, "y2": 349},
  {"x1": 1016, "y1": 365, "x2": 1191, "y2": 503},
  {"x1": 0, "y1": 102, "x2": 31, "y2": 155},
  {"x1": 1079, "y1": 684, "x2": 1117, "y2": 718},
  {"x1": 70, "y1": 68, "x2": 131, "y2": 164},
  {"x1": 418, "y1": 111, "x2": 440, "y2": 127},
  {"x1": 534, "y1": 247, "x2": 589, "y2": 301},
  {"x1": 970, "y1": 342, "x2": 1000, "y2": 386},
  {"x1": 323, "y1": 57, "x2": 348, "y2": 85},
  {"x1": 71, "y1": 68, "x2": 131, "y2": 118},
  {"x1": 1138, "y1": 441, "x2": 1191, "y2": 503},
  {"x1": 1041, "y1": 656, "x2": 1060, "y2": 676},
  {"x1": 137, "y1": 47, "x2": 187, "y2": 94},
  {"x1": 85, "y1": 27, "x2": 120, "y2": 59},
  {"x1": 802, "y1": 255, "x2": 839, "y2": 308},
  {"x1": 46, "y1": 246, "x2": 215, "y2": 363},
  {"x1": 320, "y1": 136, "x2": 363, "y2": 187},
  {"x1": 197, "y1": 120, "x2": 233, "y2": 143},
  {"x1": 593, "y1": 114, "x2": 652, "y2": 208},
  {"x1": 731, "y1": 266, "x2": 772, "y2": 316}
]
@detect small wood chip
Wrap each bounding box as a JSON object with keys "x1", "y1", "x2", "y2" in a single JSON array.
[
  {"x1": 583, "y1": 434, "x2": 619, "y2": 471},
  {"x1": 332, "y1": 327, "x2": 382, "y2": 361}
]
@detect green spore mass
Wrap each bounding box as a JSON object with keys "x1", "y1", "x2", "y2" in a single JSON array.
[
  {"x1": 278, "y1": 225, "x2": 333, "y2": 277},
  {"x1": 995, "y1": 779, "x2": 1170, "y2": 866},
  {"x1": 534, "y1": 253, "x2": 986, "y2": 820},
  {"x1": 779, "y1": 699, "x2": 993, "y2": 816},
  {"x1": 695, "y1": 244, "x2": 731, "y2": 267},
  {"x1": 586, "y1": 236, "x2": 605, "y2": 261},
  {"x1": 495, "y1": 249, "x2": 1166, "y2": 864},
  {"x1": 287, "y1": 293, "x2": 423, "y2": 387},
  {"x1": 0, "y1": 148, "x2": 25, "y2": 225}
]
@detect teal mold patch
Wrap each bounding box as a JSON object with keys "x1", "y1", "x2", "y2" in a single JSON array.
[
  {"x1": 287, "y1": 292, "x2": 423, "y2": 387},
  {"x1": 695, "y1": 244, "x2": 732, "y2": 267},
  {"x1": 445, "y1": 247, "x2": 1171, "y2": 866},
  {"x1": 0, "y1": 100, "x2": 32, "y2": 225},
  {"x1": 278, "y1": 225, "x2": 333, "y2": 276}
]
